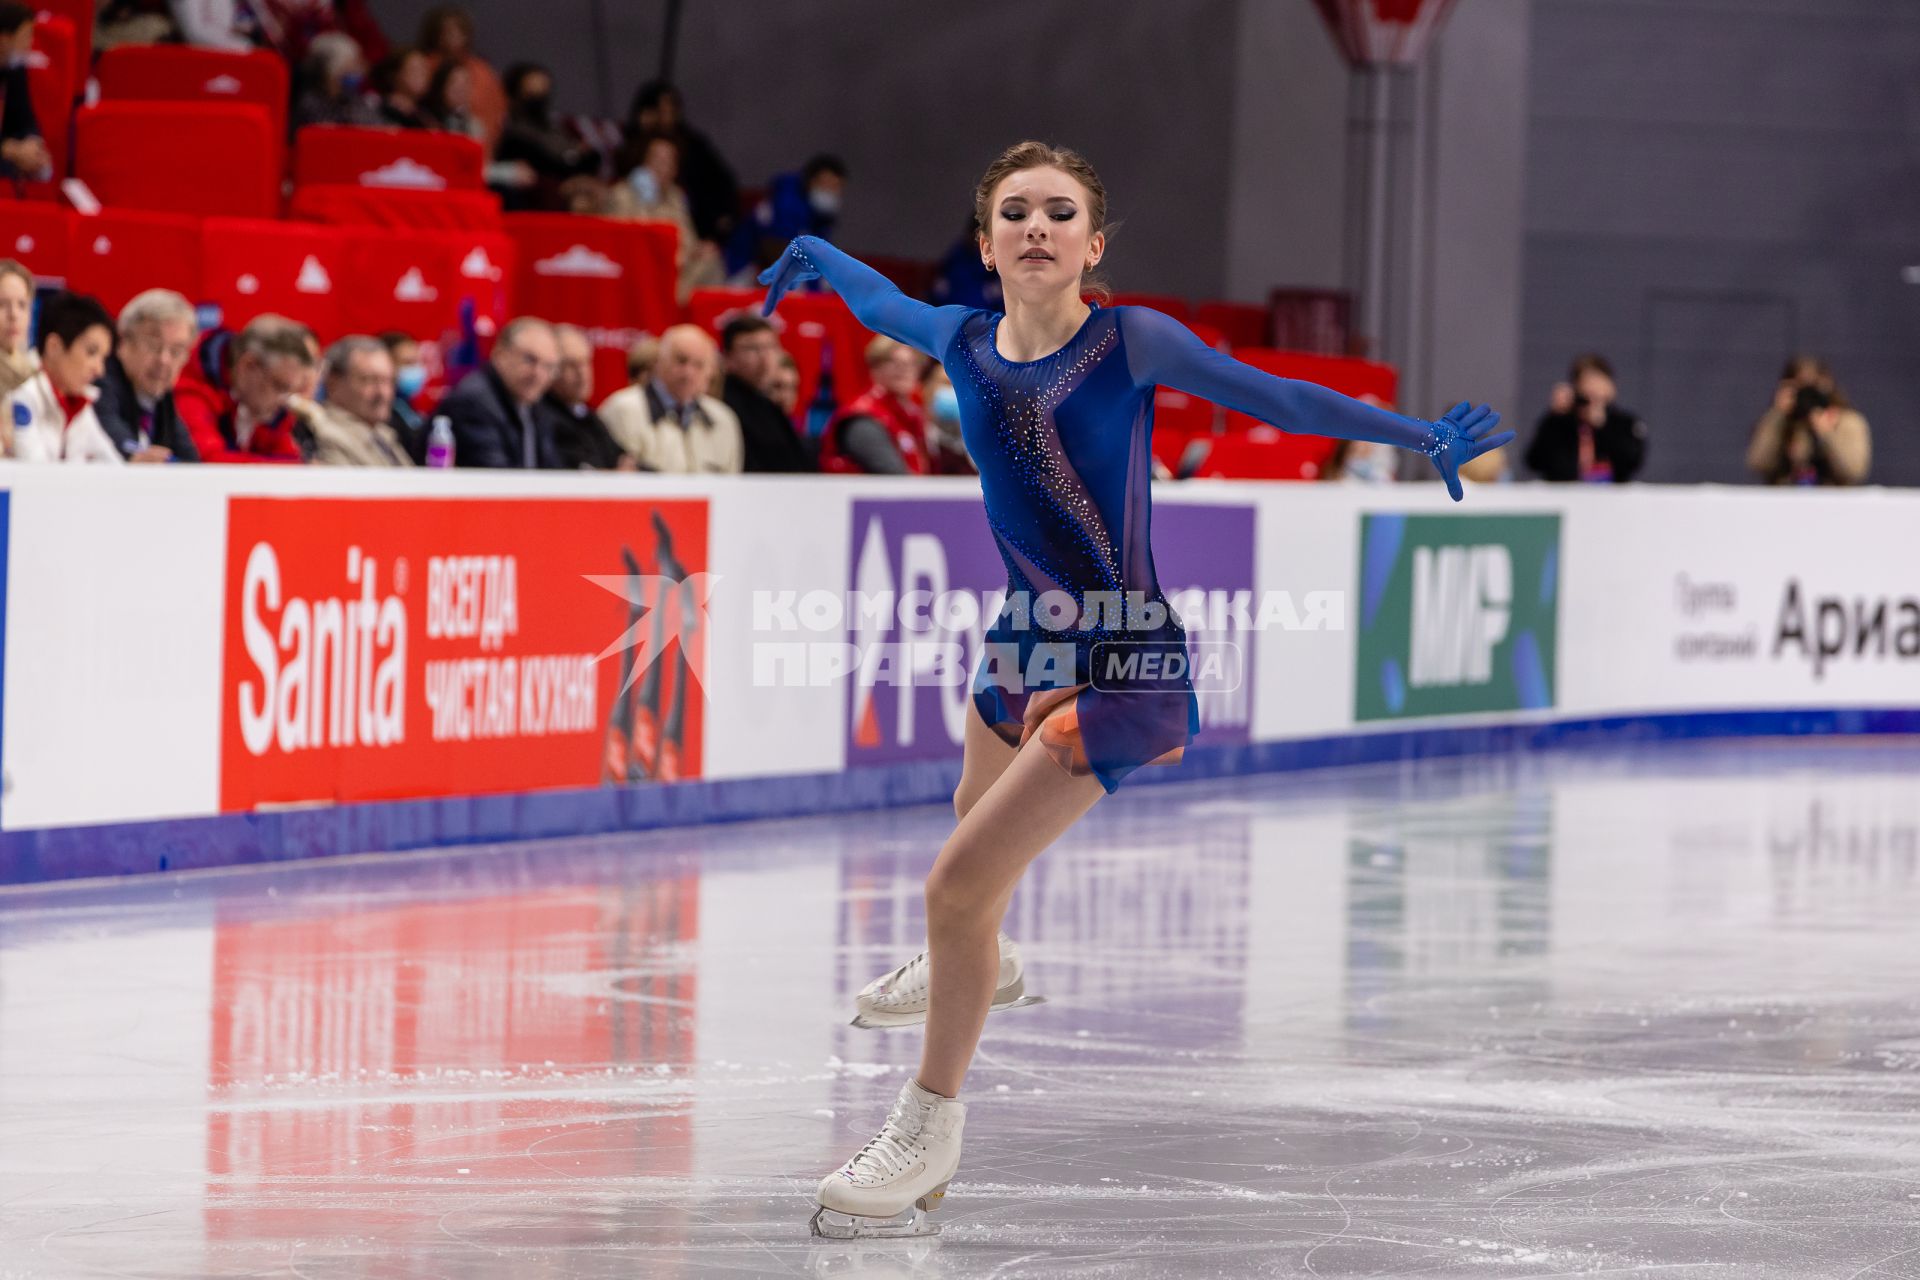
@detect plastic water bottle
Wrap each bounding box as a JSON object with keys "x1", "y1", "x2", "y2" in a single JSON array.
[{"x1": 426, "y1": 415, "x2": 454, "y2": 468}]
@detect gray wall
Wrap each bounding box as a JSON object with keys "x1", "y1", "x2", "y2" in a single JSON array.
[{"x1": 1521, "y1": 0, "x2": 1920, "y2": 483}]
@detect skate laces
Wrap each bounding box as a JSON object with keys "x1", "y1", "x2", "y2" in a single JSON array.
[
  {"x1": 841, "y1": 1092, "x2": 931, "y2": 1184},
  {"x1": 875, "y1": 952, "x2": 930, "y2": 1008}
]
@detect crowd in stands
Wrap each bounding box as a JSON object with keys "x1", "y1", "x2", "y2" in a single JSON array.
[{"x1": 0, "y1": 1, "x2": 1877, "y2": 484}]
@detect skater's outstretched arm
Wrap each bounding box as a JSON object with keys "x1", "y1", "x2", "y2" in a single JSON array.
[
  {"x1": 758, "y1": 235, "x2": 970, "y2": 362},
  {"x1": 1119, "y1": 305, "x2": 1512, "y2": 501}
]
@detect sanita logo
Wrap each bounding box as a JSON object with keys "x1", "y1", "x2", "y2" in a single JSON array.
[
  {"x1": 237, "y1": 543, "x2": 407, "y2": 756},
  {"x1": 1409, "y1": 544, "x2": 1510, "y2": 688}
]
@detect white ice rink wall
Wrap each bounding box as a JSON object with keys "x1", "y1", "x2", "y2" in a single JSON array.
[{"x1": 1, "y1": 463, "x2": 1915, "y2": 883}]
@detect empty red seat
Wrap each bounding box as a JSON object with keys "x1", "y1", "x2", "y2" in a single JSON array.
[
  {"x1": 294, "y1": 126, "x2": 486, "y2": 192},
  {"x1": 1196, "y1": 301, "x2": 1268, "y2": 349},
  {"x1": 0, "y1": 201, "x2": 72, "y2": 280},
  {"x1": 1190, "y1": 427, "x2": 1336, "y2": 481},
  {"x1": 337, "y1": 227, "x2": 514, "y2": 346},
  {"x1": 66, "y1": 209, "x2": 204, "y2": 314},
  {"x1": 31, "y1": 0, "x2": 90, "y2": 90},
  {"x1": 97, "y1": 45, "x2": 290, "y2": 141},
  {"x1": 686, "y1": 286, "x2": 765, "y2": 334},
  {"x1": 199, "y1": 217, "x2": 347, "y2": 336},
  {"x1": 289, "y1": 183, "x2": 502, "y2": 231},
  {"x1": 504, "y1": 214, "x2": 678, "y2": 397},
  {"x1": 75, "y1": 101, "x2": 280, "y2": 218}
]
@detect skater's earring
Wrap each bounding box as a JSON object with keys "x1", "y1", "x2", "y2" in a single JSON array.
[{"x1": 984, "y1": 258, "x2": 995, "y2": 273}]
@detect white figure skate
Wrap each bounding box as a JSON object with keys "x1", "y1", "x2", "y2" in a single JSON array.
[
  {"x1": 850, "y1": 932, "x2": 1045, "y2": 1029},
  {"x1": 811, "y1": 1078, "x2": 966, "y2": 1239}
]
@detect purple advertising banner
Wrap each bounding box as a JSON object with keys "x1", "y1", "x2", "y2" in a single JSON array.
[{"x1": 843, "y1": 498, "x2": 1256, "y2": 768}]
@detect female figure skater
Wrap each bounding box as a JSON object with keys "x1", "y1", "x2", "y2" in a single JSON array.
[{"x1": 759, "y1": 141, "x2": 1509, "y2": 1239}]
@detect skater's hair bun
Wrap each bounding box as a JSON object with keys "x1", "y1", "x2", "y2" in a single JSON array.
[{"x1": 974, "y1": 140, "x2": 1115, "y2": 305}]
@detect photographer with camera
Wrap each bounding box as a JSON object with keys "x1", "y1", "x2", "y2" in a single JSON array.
[
  {"x1": 1746, "y1": 356, "x2": 1870, "y2": 485},
  {"x1": 1524, "y1": 353, "x2": 1649, "y2": 483}
]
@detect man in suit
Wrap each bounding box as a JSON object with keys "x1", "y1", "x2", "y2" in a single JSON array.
[
  {"x1": 544, "y1": 323, "x2": 633, "y2": 470},
  {"x1": 438, "y1": 316, "x2": 564, "y2": 468},
  {"x1": 599, "y1": 323, "x2": 743, "y2": 473},
  {"x1": 719, "y1": 313, "x2": 811, "y2": 472},
  {"x1": 94, "y1": 288, "x2": 202, "y2": 463}
]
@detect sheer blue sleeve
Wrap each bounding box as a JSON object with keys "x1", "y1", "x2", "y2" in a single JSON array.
[
  {"x1": 760, "y1": 235, "x2": 971, "y2": 362},
  {"x1": 1118, "y1": 305, "x2": 1440, "y2": 455}
]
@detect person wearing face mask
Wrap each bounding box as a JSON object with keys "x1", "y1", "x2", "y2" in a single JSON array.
[
  {"x1": 494, "y1": 62, "x2": 594, "y2": 210},
  {"x1": 379, "y1": 331, "x2": 430, "y2": 459},
  {"x1": 93, "y1": 289, "x2": 201, "y2": 463},
  {"x1": 726, "y1": 153, "x2": 848, "y2": 279},
  {"x1": 172, "y1": 315, "x2": 314, "y2": 464},
  {"x1": 4, "y1": 292, "x2": 122, "y2": 464},
  {"x1": 0, "y1": 4, "x2": 52, "y2": 182},
  {"x1": 290, "y1": 32, "x2": 378, "y2": 132},
  {"x1": 617, "y1": 81, "x2": 738, "y2": 246},
  {"x1": 0, "y1": 259, "x2": 38, "y2": 397},
  {"x1": 920, "y1": 362, "x2": 975, "y2": 476},
  {"x1": 718, "y1": 313, "x2": 810, "y2": 473}
]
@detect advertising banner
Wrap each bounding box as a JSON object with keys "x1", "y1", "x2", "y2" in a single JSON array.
[
  {"x1": 219, "y1": 497, "x2": 708, "y2": 810},
  {"x1": 1355, "y1": 513, "x2": 1561, "y2": 721},
  {"x1": 840, "y1": 498, "x2": 1256, "y2": 767}
]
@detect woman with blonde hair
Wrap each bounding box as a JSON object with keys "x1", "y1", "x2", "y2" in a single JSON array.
[
  {"x1": 0, "y1": 259, "x2": 39, "y2": 397},
  {"x1": 760, "y1": 140, "x2": 1508, "y2": 1238}
]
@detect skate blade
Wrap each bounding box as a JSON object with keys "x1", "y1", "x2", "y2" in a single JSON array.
[
  {"x1": 809, "y1": 1205, "x2": 941, "y2": 1240},
  {"x1": 849, "y1": 994, "x2": 1046, "y2": 1030}
]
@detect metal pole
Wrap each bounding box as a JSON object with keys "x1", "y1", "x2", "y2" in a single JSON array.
[{"x1": 660, "y1": 0, "x2": 684, "y2": 83}]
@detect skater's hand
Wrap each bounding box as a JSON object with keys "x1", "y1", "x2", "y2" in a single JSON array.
[
  {"x1": 757, "y1": 238, "x2": 823, "y2": 317},
  {"x1": 1426, "y1": 402, "x2": 1511, "y2": 502}
]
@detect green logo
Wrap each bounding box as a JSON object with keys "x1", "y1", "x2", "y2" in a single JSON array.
[{"x1": 1355, "y1": 514, "x2": 1560, "y2": 721}]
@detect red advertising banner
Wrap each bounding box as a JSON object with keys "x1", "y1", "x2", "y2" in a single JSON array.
[{"x1": 220, "y1": 497, "x2": 708, "y2": 811}]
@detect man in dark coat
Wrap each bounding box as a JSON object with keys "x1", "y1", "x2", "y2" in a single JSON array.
[
  {"x1": 437, "y1": 317, "x2": 564, "y2": 468},
  {"x1": 93, "y1": 288, "x2": 202, "y2": 462},
  {"x1": 1525, "y1": 353, "x2": 1649, "y2": 483},
  {"x1": 719, "y1": 314, "x2": 811, "y2": 473},
  {"x1": 544, "y1": 324, "x2": 632, "y2": 470}
]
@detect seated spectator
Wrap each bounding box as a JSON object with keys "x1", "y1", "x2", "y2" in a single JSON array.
[
  {"x1": 0, "y1": 258, "x2": 38, "y2": 397},
  {"x1": 424, "y1": 58, "x2": 480, "y2": 138},
  {"x1": 545, "y1": 324, "x2": 631, "y2": 470},
  {"x1": 494, "y1": 62, "x2": 594, "y2": 210},
  {"x1": 379, "y1": 330, "x2": 429, "y2": 459},
  {"x1": 766, "y1": 351, "x2": 800, "y2": 419},
  {"x1": 3, "y1": 292, "x2": 120, "y2": 464},
  {"x1": 416, "y1": 5, "x2": 505, "y2": 146},
  {"x1": 921, "y1": 363, "x2": 974, "y2": 476},
  {"x1": 0, "y1": 4, "x2": 51, "y2": 182},
  {"x1": 931, "y1": 218, "x2": 1003, "y2": 311},
  {"x1": 370, "y1": 47, "x2": 435, "y2": 130},
  {"x1": 94, "y1": 288, "x2": 200, "y2": 463},
  {"x1": 599, "y1": 324, "x2": 741, "y2": 473},
  {"x1": 1524, "y1": 354, "x2": 1647, "y2": 483},
  {"x1": 300, "y1": 336, "x2": 412, "y2": 465},
  {"x1": 625, "y1": 334, "x2": 658, "y2": 388},
  {"x1": 1747, "y1": 359, "x2": 1870, "y2": 485},
  {"x1": 719, "y1": 314, "x2": 809, "y2": 473},
  {"x1": 173, "y1": 315, "x2": 313, "y2": 464},
  {"x1": 618, "y1": 81, "x2": 738, "y2": 247},
  {"x1": 727, "y1": 153, "x2": 849, "y2": 279},
  {"x1": 818, "y1": 336, "x2": 930, "y2": 475},
  {"x1": 609, "y1": 133, "x2": 726, "y2": 303},
  {"x1": 438, "y1": 317, "x2": 563, "y2": 468},
  {"x1": 290, "y1": 32, "x2": 375, "y2": 133}
]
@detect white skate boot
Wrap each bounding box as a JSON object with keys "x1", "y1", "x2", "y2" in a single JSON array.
[
  {"x1": 850, "y1": 932, "x2": 1044, "y2": 1029},
  {"x1": 811, "y1": 1078, "x2": 966, "y2": 1239}
]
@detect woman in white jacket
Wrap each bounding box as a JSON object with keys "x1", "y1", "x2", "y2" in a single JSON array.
[{"x1": 3, "y1": 292, "x2": 122, "y2": 465}]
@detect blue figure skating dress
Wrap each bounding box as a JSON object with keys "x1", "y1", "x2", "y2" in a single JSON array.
[{"x1": 761, "y1": 236, "x2": 1502, "y2": 792}]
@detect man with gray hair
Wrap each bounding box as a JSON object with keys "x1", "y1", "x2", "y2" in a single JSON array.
[
  {"x1": 300, "y1": 336, "x2": 414, "y2": 466},
  {"x1": 174, "y1": 312, "x2": 313, "y2": 464},
  {"x1": 436, "y1": 315, "x2": 564, "y2": 468},
  {"x1": 93, "y1": 288, "x2": 200, "y2": 463},
  {"x1": 599, "y1": 323, "x2": 743, "y2": 472}
]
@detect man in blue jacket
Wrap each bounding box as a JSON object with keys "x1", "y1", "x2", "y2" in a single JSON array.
[{"x1": 436, "y1": 317, "x2": 564, "y2": 468}]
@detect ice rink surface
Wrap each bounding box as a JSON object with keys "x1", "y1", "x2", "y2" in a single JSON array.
[{"x1": 1, "y1": 738, "x2": 1917, "y2": 1278}]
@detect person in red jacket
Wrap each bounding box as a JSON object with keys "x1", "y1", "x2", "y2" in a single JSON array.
[
  {"x1": 173, "y1": 315, "x2": 315, "y2": 464},
  {"x1": 818, "y1": 335, "x2": 932, "y2": 475}
]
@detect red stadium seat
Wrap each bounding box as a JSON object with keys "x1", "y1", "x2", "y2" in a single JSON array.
[
  {"x1": 97, "y1": 45, "x2": 290, "y2": 141},
  {"x1": 1227, "y1": 348, "x2": 1399, "y2": 419},
  {"x1": 1195, "y1": 301, "x2": 1268, "y2": 349},
  {"x1": 1189, "y1": 426, "x2": 1336, "y2": 481},
  {"x1": 294, "y1": 126, "x2": 486, "y2": 192},
  {"x1": 1109, "y1": 292, "x2": 1190, "y2": 322},
  {"x1": 289, "y1": 183, "x2": 503, "y2": 231},
  {"x1": 32, "y1": 0, "x2": 90, "y2": 90},
  {"x1": 504, "y1": 214, "x2": 678, "y2": 397},
  {"x1": 337, "y1": 227, "x2": 514, "y2": 347},
  {"x1": 67, "y1": 209, "x2": 203, "y2": 313},
  {"x1": 686, "y1": 286, "x2": 765, "y2": 334},
  {"x1": 75, "y1": 102, "x2": 280, "y2": 218},
  {"x1": 19, "y1": 16, "x2": 75, "y2": 198},
  {"x1": 199, "y1": 217, "x2": 347, "y2": 336},
  {"x1": 0, "y1": 201, "x2": 71, "y2": 281}
]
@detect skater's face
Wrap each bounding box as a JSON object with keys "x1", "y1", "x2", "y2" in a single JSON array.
[{"x1": 981, "y1": 166, "x2": 1104, "y2": 301}]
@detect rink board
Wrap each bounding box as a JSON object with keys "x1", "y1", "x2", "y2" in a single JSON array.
[{"x1": 1, "y1": 465, "x2": 1916, "y2": 883}]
